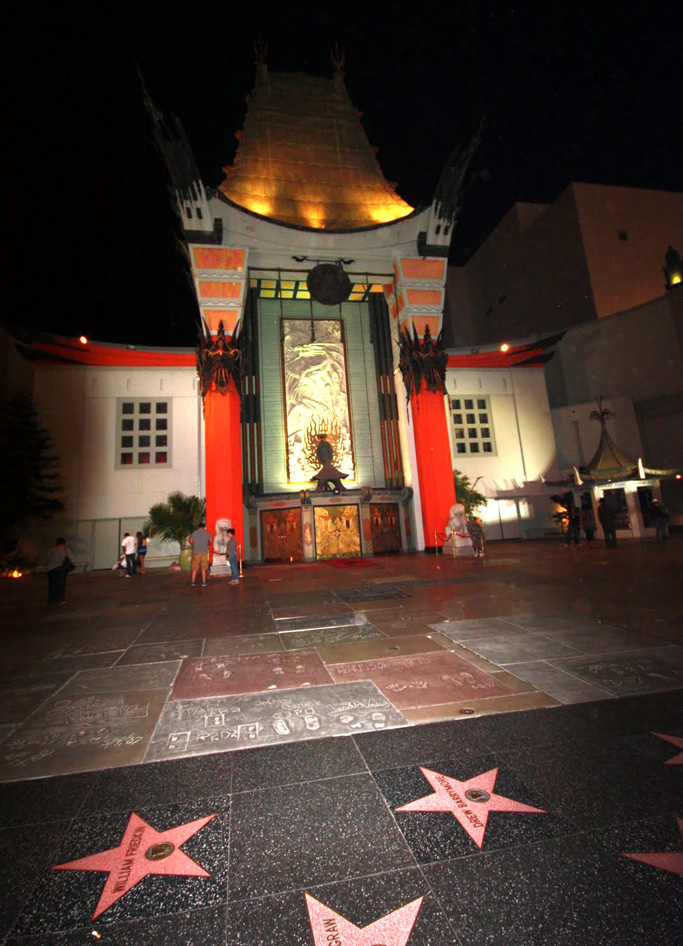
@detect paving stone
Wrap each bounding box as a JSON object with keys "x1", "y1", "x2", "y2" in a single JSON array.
[
  {"x1": 170, "y1": 649, "x2": 333, "y2": 700},
  {"x1": 203, "y1": 634, "x2": 284, "y2": 656},
  {"x1": 316, "y1": 633, "x2": 441, "y2": 666},
  {"x1": 145, "y1": 682, "x2": 408, "y2": 762},
  {"x1": 457, "y1": 633, "x2": 584, "y2": 664},
  {"x1": 58, "y1": 662, "x2": 181, "y2": 695},
  {"x1": 280, "y1": 623, "x2": 386, "y2": 651},
  {"x1": 329, "y1": 650, "x2": 514, "y2": 709},
  {"x1": 231, "y1": 734, "x2": 367, "y2": 793},
  {"x1": 275, "y1": 612, "x2": 361, "y2": 633},
  {"x1": 0, "y1": 690, "x2": 169, "y2": 781},
  {"x1": 550, "y1": 647, "x2": 683, "y2": 696},
  {"x1": 117, "y1": 640, "x2": 203, "y2": 665},
  {"x1": 0, "y1": 673, "x2": 74, "y2": 726},
  {"x1": 228, "y1": 774, "x2": 413, "y2": 901},
  {"x1": 10, "y1": 799, "x2": 229, "y2": 935},
  {"x1": 504, "y1": 661, "x2": 615, "y2": 703}
]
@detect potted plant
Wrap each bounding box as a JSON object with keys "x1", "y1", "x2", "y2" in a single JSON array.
[{"x1": 144, "y1": 492, "x2": 206, "y2": 572}]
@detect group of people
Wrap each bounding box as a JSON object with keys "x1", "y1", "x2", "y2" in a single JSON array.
[
  {"x1": 565, "y1": 497, "x2": 670, "y2": 548},
  {"x1": 189, "y1": 521, "x2": 239, "y2": 586},
  {"x1": 119, "y1": 532, "x2": 148, "y2": 576}
]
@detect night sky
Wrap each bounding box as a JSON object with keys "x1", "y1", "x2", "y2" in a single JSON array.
[{"x1": 5, "y1": 2, "x2": 682, "y2": 348}]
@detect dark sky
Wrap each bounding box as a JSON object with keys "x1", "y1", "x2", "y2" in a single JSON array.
[{"x1": 5, "y1": 2, "x2": 682, "y2": 347}]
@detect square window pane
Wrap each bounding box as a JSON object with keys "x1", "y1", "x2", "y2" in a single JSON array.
[
  {"x1": 479, "y1": 413, "x2": 488, "y2": 423},
  {"x1": 139, "y1": 403, "x2": 151, "y2": 414},
  {"x1": 139, "y1": 419, "x2": 151, "y2": 431},
  {"x1": 138, "y1": 452, "x2": 150, "y2": 464},
  {"x1": 138, "y1": 436, "x2": 150, "y2": 447},
  {"x1": 466, "y1": 413, "x2": 475, "y2": 423},
  {"x1": 121, "y1": 436, "x2": 133, "y2": 448},
  {"x1": 468, "y1": 428, "x2": 477, "y2": 438},
  {"x1": 156, "y1": 418, "x2": 168, "y2": 431},
  {"x1": 464, "y1": 399, "x2": 473, "y2": 409},
  {"x1": 454, "y1": 428, "x2": 464, "y2": 439},
  {"x1": 456, "y1": 443, "x2": 466, "y2": 453},
  {"x1": 121, "y1": 453, "x2": 133, "y2": 464},
  {"x1": 453, "y1": 413, "x2": 462, "y2": 424},
  {"x1": 483, "y1": 442, "x2": 493, "y2": 453},
  {"x1": 451, "y1": 399, "x2": 461, "y2": 409},
  {"x1": 470, "y1": 443, "x2": 480, "y2": 453},
  {"x1": 481, "y1": 427, "x2": 490, "y2": 438},
  {"x1": 122, "y1": 403, "x2": 134, "y2": 415},
  {"x1": 155, "y1": 452, "x2": 168, "y2": 464},
  {"x1": 122, "y1": 419, "x2": 134, "y2": 431},
  {"x1": 155, "y1": 435, "x2": 167, "y2": 447},
  {"x1": 156, "y1": 402, "x2": 168, "y2": 414},
  {"x1": 477, "y1": 399, "x2": 486, "y2": 408}
]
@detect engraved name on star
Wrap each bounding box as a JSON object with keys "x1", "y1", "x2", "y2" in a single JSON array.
[
  {"x1": 305, "y1": 893, "x2": 424, "y2": 946},
  {"x1": 621, "y1": 816, "x2": 683, "y2": 876},
  {"x1": 395, "y1": 766, "x2": 545, "y2": 848},
  {"x1": 53, "y1": 811, "x2": 217, "y2": 918},
  {"x1": 652, "y1": 732, "x2": 683, "y2": 765}
]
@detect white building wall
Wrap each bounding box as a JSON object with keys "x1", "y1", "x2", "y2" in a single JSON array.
[
  {"x1": 445, "y1": 366, "x2": 560, "y2": 539},
  {"x1": 32, "y1": 365, "x2": 201, "y2": 568}
]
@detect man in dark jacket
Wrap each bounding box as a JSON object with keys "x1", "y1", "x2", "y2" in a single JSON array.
[
  {"x1": 597, "y1": 498, "x2": 617, "y2": 548},
  {"x1": 650, "y1": 499, "x2": 669, "y2": 543}
]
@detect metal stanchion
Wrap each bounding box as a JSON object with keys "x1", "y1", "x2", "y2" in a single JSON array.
[
  {"x1": 434, "y1": 531, "x2": 439, "y2": 555},
  {"x1": 238, "y1": 543, "x2": 244, "y2": 578}
]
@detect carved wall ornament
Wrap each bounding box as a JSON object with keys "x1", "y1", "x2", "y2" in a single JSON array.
[
  {"x1": 196, "y1": 319, "x2": 242, "y2": 399},
  {"x1": 398, "y1": 324, "x2": 448, "y2": 401}
]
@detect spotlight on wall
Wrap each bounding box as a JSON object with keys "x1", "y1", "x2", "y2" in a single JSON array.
[
  {"x1": 500, "y1": 343, "x2": 509, "y2": 352},
  {"x1": 79, "y1": 336, "x2": 88, "y2": 345}
]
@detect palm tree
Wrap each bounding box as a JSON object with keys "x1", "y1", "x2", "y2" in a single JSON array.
[
  {"x1": 453, "y1": 470, "x2": 488, "y2": 517},
  {"x1": 144, "y1": 492, "x2": 205, "y2": 549}
]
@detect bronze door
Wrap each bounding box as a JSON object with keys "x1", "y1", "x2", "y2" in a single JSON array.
[
  {"x1": 314, "y1": 505, "x2": 361, "y2": 559},
  {"x1": 261, "y1": 509, "x2": 304, "y2": 562},
  {"x1": 370, "y1": 503, "x2": 401, "y2": 553}
]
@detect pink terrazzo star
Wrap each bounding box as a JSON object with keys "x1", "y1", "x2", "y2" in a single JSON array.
[
  {"x1": 305, "y1": 893, "x2": 423, "y2": 946},
  {"x1": 53, "y1": 811, "x2": 217, "y2": 918},
  {"x1": 621, "y1": 816, "x2": 683, "y2": 877},
  {"x1": 395, "y1": 766, "x2": 545, "y2": 849},
  {"x1": 652, "y1": 732, "x2": 683, "y2": 765}
]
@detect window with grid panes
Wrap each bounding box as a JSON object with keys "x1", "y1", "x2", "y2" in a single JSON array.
[
  {"x1": 116, "y1": 399, "x2": 171, "y2": 468},
  {"x1": 449, "y1": 395, "x2": 496, "y2": 456}
]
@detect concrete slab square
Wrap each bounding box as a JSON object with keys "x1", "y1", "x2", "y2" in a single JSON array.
[
  {"x1": 30, "y1": 652, "x2": 124, "y2": 676},
  {"x1": 329, "y1": 651, "x2": 515, "y2": 710},
  {"x1": 281, "y1": 624, "x2": 386, "y2": 652},
  {"x1": 549, "y1": 647, "x2": 683, "y2": 696},
  {"x1": 275, "y1": 612, "x2": 361, "y2": 632},
  {"x1": 145, "y1": 681, "x2": 408, "y2": 762},
  {"x1": 170, "y1": 649, "x2": 333, "y2": 700},
  {"x1": 458, "y1": 633, "x2": 584, "y2": 664},
  {"x1": 203, "y1": 634, "x2": 284, "y2": 656},
  {"x1": 117, "y1": 640, "x2": 204, "y2": 665},
  {"x1": 317, "y1": 634, "x2": 444, "y2": 666},
  {"x1": 59, "y1": 662, "x2": 181, "y2": 695},
  {"x1": 0, "y1": 673, "x2": 74, "y2": 726},
  {"x1": 542, "y1": 626, "x2": 665, "y2": 654},
  {"x1": 431, "y1": 617, "x2": 526, "y2": 640},
  {"x1": 503, "y1": 661, "x2": 615, "y2": 703},
  {"x1": 402, "y1": 690, "x2": 562, "y2": 724},
  {"x1": 0, "y1": 689, "x2": 168, "y2": 781}
]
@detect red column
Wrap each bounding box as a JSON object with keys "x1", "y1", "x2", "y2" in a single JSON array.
[
  {"x1": 204, "y1": 388, "x2": 243, "y2": 547},
  {"x1": 411, "y1": 390, "x2": 456, "y2": 549}
]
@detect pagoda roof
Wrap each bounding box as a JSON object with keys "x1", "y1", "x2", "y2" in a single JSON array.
[
  {"x1": 217, "y1": 71, "x2": 414, "y2": 231},
  {"x1": 584, "y1": 425, "x2": 638, "y2": 477}
]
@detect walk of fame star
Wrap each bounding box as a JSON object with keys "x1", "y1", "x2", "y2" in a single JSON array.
[
  {"x1": 652, "y1": 732, "x2": 683, "y2": 765},
  {"x1": 621, "y1": 816, "x2": 683, "y2": 876},
  {"x1": 305, "y1": 893, "x2": 424, "y2": 946},
  {"x1": 395, "y1": 766, "x2": 545, "y2": 849},
  {"x1": 53, "y1": 812, "x2": 217, "y2": 918}
]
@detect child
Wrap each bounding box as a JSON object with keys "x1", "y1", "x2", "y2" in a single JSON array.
[{"x1": 467, "y1": 516, "x2": 486, "y2": 557}]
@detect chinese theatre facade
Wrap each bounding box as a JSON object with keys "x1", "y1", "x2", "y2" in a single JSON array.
[{"x1": 171, "y1": 61, "x2": 463, "y2": 562}]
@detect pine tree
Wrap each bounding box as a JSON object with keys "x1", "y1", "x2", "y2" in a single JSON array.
[{"x1": 0, "y1": 395, "x2": 64, "y2": 552}]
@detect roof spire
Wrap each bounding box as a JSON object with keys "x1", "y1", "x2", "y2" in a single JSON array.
[
  {"x1": 330, "y1": 41, "x2": 346, "y2": 92},
  {"x1": 253, "y1": 35, "x2": 268, "y2": 85}
]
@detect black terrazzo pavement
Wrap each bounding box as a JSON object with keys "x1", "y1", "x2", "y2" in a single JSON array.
[{"x1": 1, "y1": 690, "x2": 681, "y2": 944}]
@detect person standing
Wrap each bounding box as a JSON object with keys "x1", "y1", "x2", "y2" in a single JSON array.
[
  {"x1": 566, "y1": 505, "x2": 582, "y2": 548},
  {"x1": 46, "y1": 537, "x2": 72, "y2": 605},
  {"x1": 650, "y1": 499, "x2": 669, "y2": 543},
  {"x1": 121, "y1": 532, "x2": 138, "y2": 576},
  {"x1": 597, "y1": 497, "x2": 617, "y2": 548},
  {"x1": 136, "y1": 531, "x2": 148, "y2": 574},
  {"x1": 582, "y1": 504, "x2": 596, "y2": 548},
  {"x1": 227, "y1": 528, "x2": 239, "y2": 584},
  {"x1": 189, "y1": 521, "x2": 212, "y2": 587},
  {"x1": 467, "y1": 516, "x2": 486, "y2": 557}
]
